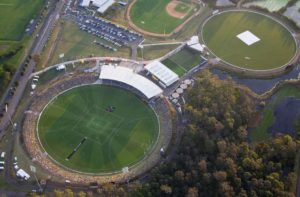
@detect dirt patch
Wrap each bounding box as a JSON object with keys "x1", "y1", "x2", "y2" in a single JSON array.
[{"x1": 166, "y1": 1, "x2": 191, "y2": 19}]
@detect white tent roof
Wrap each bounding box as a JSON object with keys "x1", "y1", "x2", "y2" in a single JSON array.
[
  {"x1": 100, "y1": 65, "x2": 163, "y2": 99},
  {"x1": 145, "y1": 61, "x2": 179, "y2": 87},
  {"x1": 16, "y1": 169, "x2": 30, "y2": 180},
  {"x1": 187, "y1": 36, "x2": 204, "y2": 52}
]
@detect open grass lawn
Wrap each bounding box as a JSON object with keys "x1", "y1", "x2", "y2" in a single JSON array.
[
  {"x1": 175, "y1": 2, "x2": 191, "y2": 13},
  {"x1": 0, "y1": 41, "x2": 25, "y2": 65},
  {"x1": 137, "y1": 44, "x2": 180, "y2": 60},
  {"x1": 38, "y1": 85, "x2": 159, "y2": 173},
  {"x1": 50, "y1": 21, "x2": 130, "y2": 66},
  {"x1": 252, "y1": 85, "x2": 300, "y2": 142},
  {"x1": 0, "y1": 0, "x2": 44, "y2": 40},
  {"x1": 202, "y1": 11, "x2": 296, "y2": 70},
  {"x1": 130, "y1": 0, "x2": 193, "y2": 34},
  {"x1": 162, "y1": 47, "x2": 203, "y2": 76}
]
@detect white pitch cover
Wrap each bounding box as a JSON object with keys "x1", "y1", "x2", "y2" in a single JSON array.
[{"x1": 236, "y1": 30, "x2": 260, "y2": 46}]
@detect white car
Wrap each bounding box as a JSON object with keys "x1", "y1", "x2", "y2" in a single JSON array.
[{"x1": 1, "y1": 152, "x2": 5, "y2": 158}]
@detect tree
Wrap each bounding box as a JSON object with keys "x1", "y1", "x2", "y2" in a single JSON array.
[
  {"x1": 32, "y1": 54, "x2": 41, "y2": 64},
  {"x1": 53, "y1": 190, "x2": 64, "y2": 197},
  {"x1": 186, "y1": 187, "x2": 198, "y2": 197},
  {"x1": 174, "y1": 170, "x2": 185, "y2": 181},
  {"x1": 64, "y1": 189, "x2": 74, "y2": 197},
  {"x1": 217, "y1": 140, "x2": 227, "y2": 153},
  {"x1": 213, "y1": 171, "x2": 227, "y2": 182},
  {"x1": 198, "y1": 160, "x2": 207, "y2": 173},
  {"x1": 132, "y1": 70, "x2": 299, "y2": 197},
  {"x1": 0, "y1": 66, "x2": 4, "y2": 78},
  {"x1": 160, "y1": 185, "x2": 172, "y2": 194},
  {"x1": 78, "y1": 191, "x2": 86, "y2": 197}
]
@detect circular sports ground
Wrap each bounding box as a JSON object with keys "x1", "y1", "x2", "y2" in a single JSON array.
[
  {"x1": 23, "y1": 71, "x2": 172, "y2": 183},
  {"x1": 37, "y1": 85, "x2": 159, "y2": 174},
  {"x1": 202, "y1": 10, "x2": 297, "y2": 70}
]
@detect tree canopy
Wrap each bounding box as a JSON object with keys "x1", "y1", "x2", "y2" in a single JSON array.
[{"x1": 132, "y1": 70, "x2": 299, "y2": 197}]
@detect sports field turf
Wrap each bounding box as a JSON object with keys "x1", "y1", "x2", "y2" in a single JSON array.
[
  {"x1": 175, "y1": 2, "x2": 190, "y2": 13},
  {"x1": 162, "y1": 47, "x2": 204, "y2": 76},
  {"x1": 130, "y1": 0, "x2": 192, "y2": 34},
  {"x1": 38, "y1": 85, "x2": 159, "y2": 173},
  {"x1": 0, "y1": 0, "x2": 44, "y2": 40},
  {"x1": 202, "y1": 11, "x2": 297, "y2": 70}
]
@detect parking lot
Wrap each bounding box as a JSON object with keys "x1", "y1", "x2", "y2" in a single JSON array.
[{"x1": 64, "y1": 0, "x2": 143, "y2": 48}]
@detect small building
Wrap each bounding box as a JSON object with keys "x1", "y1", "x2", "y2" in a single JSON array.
[
  {"x1": 145, "y1": 61, "x2": 179, "y2": 87},
  {"x1": 187, "y1": 36, "x2": 204, "y2": 52},
  {"x1": 80, "y1": 0, "x2": 115, "y2": 14},
  {"x1": 118, "y1": 1, "x2": 127, "y2": 6},
  {"x1": 97, "y1": 0, "x2": 115, "y2": 14},
  {"x1": 80, "y1": 0, "x2": 91, "y2": 7},
  {"x1": 16, "y1": 169, "x2": 30, "y2": 180}
]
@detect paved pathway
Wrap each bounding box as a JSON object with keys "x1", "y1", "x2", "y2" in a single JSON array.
[{"x1": 141, "y1": 42, "x2": 184, "y2": 47}]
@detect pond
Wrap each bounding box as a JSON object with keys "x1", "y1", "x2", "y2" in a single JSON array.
[
  {"x1": 268, "y1": 97, "x2": 300, "y2": 137},
  {"x1": 211, "y1": 64, "x2": 300, "y2": 94}
]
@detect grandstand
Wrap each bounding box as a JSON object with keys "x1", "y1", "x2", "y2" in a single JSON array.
[
  {"x1": 22, "y1": 70, "x2": 172, "y2": 183},
  {"x1": 145, "y1": 61, "x2": 179, "y2": 87},
  {"x1": 99, "y1": 65, "x2": 163, "y2": 99},
  {"x1": 80, "y1": 0, "x2": 115, "y2": 14}
]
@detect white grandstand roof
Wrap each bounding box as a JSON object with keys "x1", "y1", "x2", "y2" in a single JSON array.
[
  {"x1": 187, "y1": 36, "x2": 204, "y2": 52},
  {"x1": 145, "y1": 61, "x2": 179, "y2": 87},
  {"x1": 99, "y1": 65, "x2": 163, "y2": 99},
  {"x1": 97, "y1": 0, "x2": 115, "y2": 13}
]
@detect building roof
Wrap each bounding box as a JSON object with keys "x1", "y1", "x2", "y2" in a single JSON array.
[
  {"x1": 187, "y1": 36, "x2": 204, "y2": 52},
  {"x1": 80, "y1": 0, "x2": 115, "y2": 13},
  {"x1": 92, "y1": 0, "x2": 107, "y2": 7},
  {"x1": 145, "y1": 61, "x2": 179, "y2": 87},
  {"x1": 99, "y1": 65, "x2": 163, "y2": 99},
  {"x1": 80, "y1": 0, "x2": 90, "y2": 7},
  {"x1": 97, "y1": 0, "x2": 115, "y2": 13}
]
